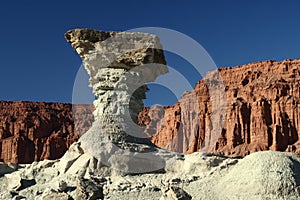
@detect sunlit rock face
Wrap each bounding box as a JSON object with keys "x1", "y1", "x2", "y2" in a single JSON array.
[
  {"x1": 65, "y1": 29, "x2": 167, "y2": 146},
  {"x1": 0, "y1": 101, "x2": 93, "y2": 164},
  {"x1": 65, "y1": 29, "x2": 171, "y2": 173},
  {"x1": 139, "y1": 59, "x2": 300, "y2": 157}
]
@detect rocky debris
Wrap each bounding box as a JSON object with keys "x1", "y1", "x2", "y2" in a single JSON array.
[
  {"x1": 160, "y1": 186, "x2": 192, "y2": 200},
  {"x1": 12, "y1": 195, "x2": 26, "y2": 200},
  {"x1": 37, "y1": 190, "x2": 72, "y2": 200},
  {"x1": 6, "y1": 172, "x2": 22, "y2": 191},
  {"x1": 0, "y1": 101, "x2": 94, "y2": 164},
  {"x1": 1, "y1": 150, "x2": 300, "y2": 199},
  {"x1": 76, "y1": 177, "x2": 104, "y2": 200},
  {"x1": 5, "y1": 172, "x2": 36, "y2": 193},
  {"x1": 52, "y1": 179, "x2": 68, "y2": 192},
  {"x1": 139, "y1": 59, "x2": 300, "y2": 157}
]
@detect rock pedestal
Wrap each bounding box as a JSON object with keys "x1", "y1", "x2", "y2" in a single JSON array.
[{"x1": 65, "y1": 29, "x2": 169, "y2": 173}]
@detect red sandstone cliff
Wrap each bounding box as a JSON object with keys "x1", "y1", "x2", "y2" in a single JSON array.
[
  {"x1": 0, "y1": 101, "x2": 94, "y2": 163},
  {"x1": 2, "y1": 59, "x2": 300, "y2": 163},
  {"x1": 138, "y1": 59, "x2": 300, "y2": 157}
]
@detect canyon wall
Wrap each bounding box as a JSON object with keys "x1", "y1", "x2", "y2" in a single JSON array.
[
  {"x1": 0, "y1": 101, "x2": 94, "y2": 163},
  {"x1": 138, "y1": 59, "x2": 300, "y2": 157},
  {"x1": 1, "y1": 59, "x2": 300, "y2": 163}
]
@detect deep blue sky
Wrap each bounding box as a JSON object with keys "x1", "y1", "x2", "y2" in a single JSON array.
[{"x1": 1, "y1": 1, "x2": 300, "y2": 106}]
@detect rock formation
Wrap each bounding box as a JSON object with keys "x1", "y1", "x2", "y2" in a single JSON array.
[
  {"x1": 64, "y1": 28, "x2": 174, "y2": 173},
  {"x1": 139, "y1": 59, "x2": 300, "y2": 157},
  {"x1": 0, "y1": 28, "x2": 300, "y2": 200},
  {"x1": 0, "y1": 101, "x2": 94, "y2": 163},
  {"x1": 1, "y1": 150, "x2": 300, "y2": 200},
  {"x1": 1, "y1": 59, "x2": 300, "y2": 163},
  {"x1": 0, "y1": 29, "x2": 299, "y2": 164}
]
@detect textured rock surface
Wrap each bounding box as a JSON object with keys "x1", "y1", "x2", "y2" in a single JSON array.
[
  {"x1": 65, "y1": 28, "x2": 170, "y2": 173},
  {"x1": 0, "y1": 28, "x2": 300, "y2": 199},
  {"x1": 139, "y1": 59, "x2": 300, "y2": 157},
  {"x1": 0, "y1": 101, "x2": 94, "y2": 163},
  {"x1": 1, "y1": 57, "x2": 300, "y2": 164},
  {"x1": 65, "y1": 28, "x2": 167, "y2": 144},
  {"x1": 1, "y1": 149, "x2": 300, "y2": 200}
]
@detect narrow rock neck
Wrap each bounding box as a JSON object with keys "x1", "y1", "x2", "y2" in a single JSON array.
[
  {"x1": 65, "y1": 29, "x2": 168, "y2": 147},
  {"x1": 91, "y1": 66, "x2": 153, "y2": 146}
]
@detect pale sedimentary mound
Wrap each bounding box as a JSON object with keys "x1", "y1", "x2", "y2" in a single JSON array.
[
  {"x1": 2, "y1": 150, "x2": 300, "y2": 200},
  {"x1": 65, "y1": 29, "x2": 169, "y2": 173}
]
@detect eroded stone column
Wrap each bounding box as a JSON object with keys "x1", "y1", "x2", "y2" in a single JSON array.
[{"x1": 65, "y1": 29, "x2": 168, "y2": 150}]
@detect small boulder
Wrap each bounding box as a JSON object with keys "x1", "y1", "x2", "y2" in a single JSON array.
[
  {"x1": 76, "y1": 177, "x2": 103, "y2": 200},
  {"x1": 41, "y1": 191, "x2": 72, "y2": 200},
  {"x1": 6, "y1": 173, "x2": 22, "y2": 191},
  {"x1": 52, "y1": 180, "x2": 68, "y2": 192},
  {"x1": 160, "y1": 186, "x2": 192, "y2": 200}
]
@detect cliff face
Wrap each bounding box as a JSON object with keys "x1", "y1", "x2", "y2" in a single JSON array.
[
  {"x1": 138, "y1": 59, "x2": 300, "y2": 157},
  {"x1": 2, "y1": 59, "x2": 300, "y2": 163},
  {"x1": 0, "y1": 101, "x2": 94, "y2": 163}
]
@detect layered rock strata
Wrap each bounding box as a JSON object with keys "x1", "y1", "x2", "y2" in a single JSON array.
[
  {"x1": 2, "y1": 28, "x2": 300, "y2": 166},
  {"x1": 2, "y1": 59, "x2": 300, "y2": 163},
  {"x1": 65, "y1": 29, "x2": 170, "y2": 173},
  {"x1": 139, "y1": 59, "x2": 300, "y2": 157},
  {"x1": 1, "y1": 29, "x2": 300, "y2": 200},
  {"x1": 0, "y1": 101, "x2": 94, "y2": 163}
]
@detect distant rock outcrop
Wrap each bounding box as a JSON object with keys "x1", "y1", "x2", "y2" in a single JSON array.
[
  {"x1": 139, "y1": 59, "x2": 300, "y2": 157},
  {"x1": 2, "y1": 59, "x2": 300, "y2": 163},
  {"x1": 0, "y1": 101, "x2": 94, "y2": 163}
]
